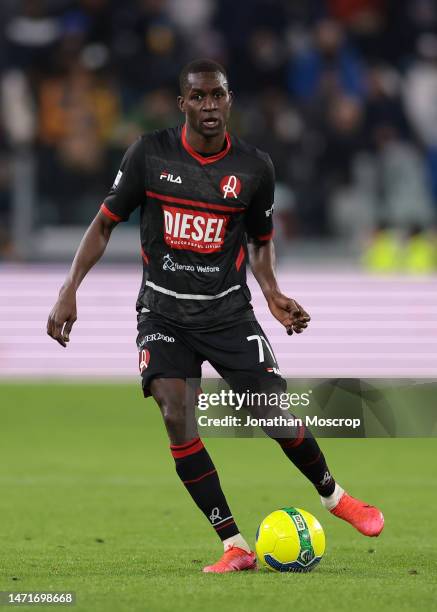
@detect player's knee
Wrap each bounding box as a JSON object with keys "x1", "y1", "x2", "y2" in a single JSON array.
[
  {"x1": 162, "y1": 405, "x2": 185, "y2": 433},
  {"x1": 155, "y1": 396, "x2": 187, "y2": 438},
  {"x1": 151, "y1": 380, "x2": 198, "y2": 442}
]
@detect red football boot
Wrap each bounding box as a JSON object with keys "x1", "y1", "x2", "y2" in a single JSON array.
[
  {"x1": 203, "y1": 546, "x2": 257, "y2": 573},
  {"x1": 330, "y1": 492, "x2": 384, "y2": 537}
]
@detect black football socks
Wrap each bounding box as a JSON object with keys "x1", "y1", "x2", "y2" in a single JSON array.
[
  {"x1": 170, "y1": 438, "x2": 240, "y2": 541},
  {"x1": 275, "y1": 424, "x2": 336, "y2": 497}
]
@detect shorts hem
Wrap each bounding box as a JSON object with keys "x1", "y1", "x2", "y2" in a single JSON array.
[{"x1": 141, "y1": 372, "x2": 200, "y2": 398}]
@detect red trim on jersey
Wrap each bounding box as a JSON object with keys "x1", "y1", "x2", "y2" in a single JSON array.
[
  {"x1": 141, "y1": 247, "x2": 149, "y2": 264},
  {"x1": 183, "y1": 468, "x2": 217, "y2": 484},
  {"x1": 257, "y1": 230, "x2": 274, "y2": 242},
  {"x1": 170, "y1": 437, "x2": 204, "y2": 458},
  {"x1": 235, "y1": 245, "x2": 245, "y2": 271},
  {"x1": 181, "y1": 124, "x2": 231, "y2": 165},
  {"x1": 146, "y1": 190, "x2": 242, "y2": 213},
  {"x1": 100, "y1": 203, "x2": 122, "y2": 222}
]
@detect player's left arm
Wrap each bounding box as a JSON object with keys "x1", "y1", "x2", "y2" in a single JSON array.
[
  {"x1": 248, "y1": 241, "x2": 310, "y2": 335},
  {"x1": 246, "y1": 156, "x2": 310, "y2": 335}
]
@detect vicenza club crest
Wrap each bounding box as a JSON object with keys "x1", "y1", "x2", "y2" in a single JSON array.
[
  {"x1": 220, "y1": 175, "x2": 242, "y2": 199},
  {"x1": 139, "y1": 349, "x2": 150, "y2": 373},
  {"x1": 162, "y1": 254, "x2": 176, "y2": 271}
]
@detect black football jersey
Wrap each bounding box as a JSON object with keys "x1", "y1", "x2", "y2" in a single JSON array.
[{"x1": 101, "y1": 125, "x2": 275, "y2": 329}]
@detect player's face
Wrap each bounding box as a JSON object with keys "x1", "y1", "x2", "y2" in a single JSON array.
[{"x1": 178, "y1": 72, "x2": 233, "y2": 138}]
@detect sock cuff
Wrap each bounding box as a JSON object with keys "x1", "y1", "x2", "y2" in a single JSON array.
[
  {"x1": 320, "y1": 483, "x2": 345, "y2": 510},
  {"x1": 170, "y1": 437, "x2": 204, "y2": 458}
]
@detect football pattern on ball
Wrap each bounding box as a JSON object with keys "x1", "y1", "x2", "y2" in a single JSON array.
[{"x1": 255, "y1": 507, "x2": 326, "y2": 573}]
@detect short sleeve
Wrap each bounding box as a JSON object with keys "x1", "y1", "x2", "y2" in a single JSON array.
[
  {"x1": 100, "y1": 137, "x2": 145, "y2": 222},
  {"x1": 245, "y1": 155, "x2": 275, "y2": 244}
]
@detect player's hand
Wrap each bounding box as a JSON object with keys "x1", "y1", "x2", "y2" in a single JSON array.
[
  {"x1": 46, "y1": 287, "x2": 77, "y2": 347},
  {"x1": 266, "y1": 291, "x2": 310, "y2": 336}
]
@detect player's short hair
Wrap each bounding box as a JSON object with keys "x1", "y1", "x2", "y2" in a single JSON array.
[{"x1": 179, "y1": 59, "x2": 228, "y2": 94}]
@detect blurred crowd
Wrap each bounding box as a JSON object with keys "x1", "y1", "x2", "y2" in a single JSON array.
[{"x1": 1, "y1": 0, "x2": 437, "y2": 268}]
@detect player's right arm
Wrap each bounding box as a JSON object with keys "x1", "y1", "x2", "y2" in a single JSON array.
[
  {"x1": 46, "y1": 136, "x2": 145, "y2": 347},
  {"x1": 46, "y1": 211, "x2": 118, "y2": 347}
]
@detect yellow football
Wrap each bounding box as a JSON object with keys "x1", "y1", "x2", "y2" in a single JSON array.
[{"x1": 255, "y1": 507, "x2": 326, "y2": 572}]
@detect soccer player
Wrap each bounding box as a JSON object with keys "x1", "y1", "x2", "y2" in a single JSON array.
[{"x1": 47, "y1": 59, "x2": 384, "y2": 573}]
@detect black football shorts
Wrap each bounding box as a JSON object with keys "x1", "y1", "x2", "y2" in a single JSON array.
[{"x1": 136, "y1": 312, "x2": 286, "y2": 397}]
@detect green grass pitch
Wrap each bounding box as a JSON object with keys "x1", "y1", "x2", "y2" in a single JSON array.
[{"x1": 1, "y1": 383, "x2": 436, "y2": 612}]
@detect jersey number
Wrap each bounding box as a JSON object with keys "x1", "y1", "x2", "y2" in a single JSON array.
[{"x1": 247, "y1": 334, "x2": 276, "y2": 364}]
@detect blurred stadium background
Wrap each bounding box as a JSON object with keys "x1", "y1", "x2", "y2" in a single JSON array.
[{"x1": 0, "y1": 0, "x2": 436, "y2": 379}]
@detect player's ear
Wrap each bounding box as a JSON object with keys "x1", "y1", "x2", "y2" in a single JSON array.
[
  {"x1": 228, "y1": 90, "x2": 234, "y2": 107},
  {"x1": 177, "y1": 95, "x2": 185, "y2": 113}
]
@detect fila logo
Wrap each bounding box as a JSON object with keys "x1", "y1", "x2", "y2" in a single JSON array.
[
  {"x1": 162, "y1": 205, "x2": 228, "y2": 253},
  {"x1": 160, "y1": 170, "x2": 182, "y2": 184},
  {"x1": 220, "y1": 175, "x2": 242, "y2": 199}
]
